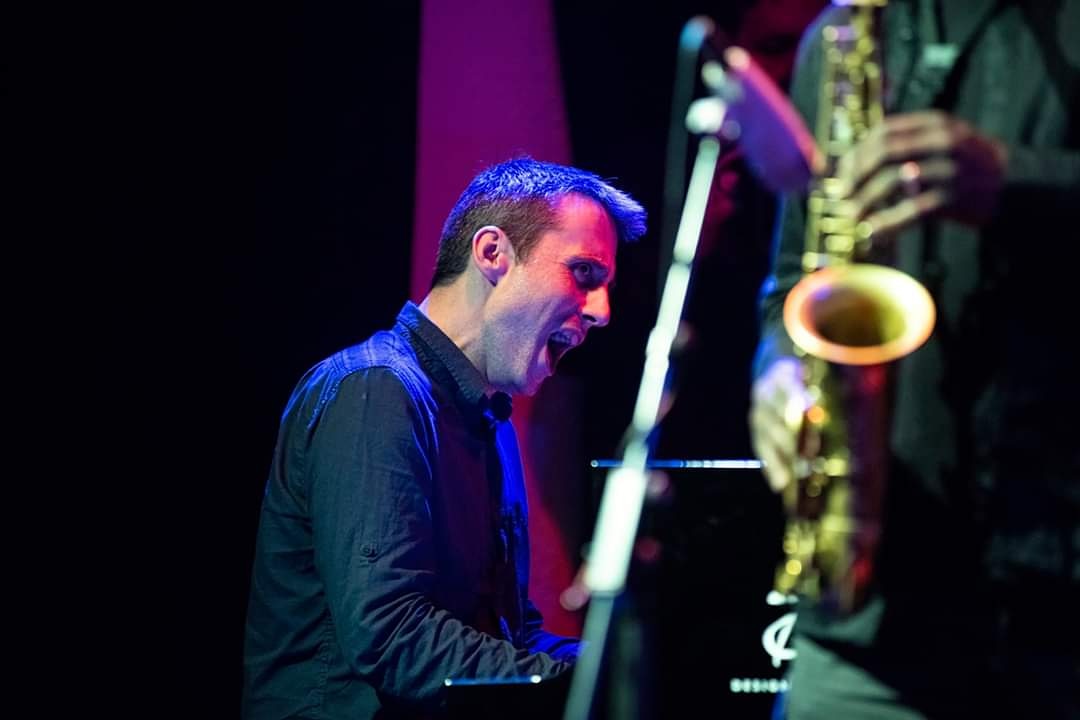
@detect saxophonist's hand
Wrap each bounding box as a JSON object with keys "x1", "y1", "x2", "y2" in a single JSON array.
[
  {"x1": 839, "y1": 110, "x2": 1009, "y2": 241},
  {"x1": 750, "y1": 357, "x2": 813, "y2": 493}
]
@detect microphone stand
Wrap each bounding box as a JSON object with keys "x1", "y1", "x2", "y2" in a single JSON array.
[
  {"x1": 562, "y1": 97, "x2": 730, "y2": 720},
  {"x1": 562, "y1": 20, "x2": 817, "y2": 716}
]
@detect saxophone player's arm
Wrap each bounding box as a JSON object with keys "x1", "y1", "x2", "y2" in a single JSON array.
[
  {"x1": 748, "y1": 11, "x2": 826, "y2": 495},
  {"x1": 750, "y1": 193, "x2": 818, "y2": 494},
  {"x1": 750, "y1": 192, "x2": 812, "y2": 494},
  {"x1": 992, "y1": 143, "x2": 1080, "y2": 230}
]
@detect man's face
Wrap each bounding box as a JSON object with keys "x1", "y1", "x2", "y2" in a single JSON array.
[{"x1": 483, "y1": 194, "x2": 618, "y2": 396}]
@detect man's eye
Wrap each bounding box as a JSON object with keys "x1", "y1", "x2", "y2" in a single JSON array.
[{"x1": 573, "y1": 263, "x2": 594, "y2": 282}]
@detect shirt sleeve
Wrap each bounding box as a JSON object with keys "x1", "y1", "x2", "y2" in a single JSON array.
[
  {"x1": 991, "y1": 145, "x2": 1080, "y2": 271},
  {"x1": 308, "y1": 368, "x2": 571, "y2": 709},
  {"x1": 752, "y1": 15, "x2": 824, "y2": 381},
  {"x1": 521, "y1": 599, "x2": 582, "y2": 663}
]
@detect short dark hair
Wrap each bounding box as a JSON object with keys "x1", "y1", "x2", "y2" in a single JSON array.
[{"x1": 431, "y1": 157, "x2": 647, "y2": 288}]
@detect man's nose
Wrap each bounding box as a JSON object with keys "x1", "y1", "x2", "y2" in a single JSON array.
[{"x1": 582, "y1": 286, "x2": 611, "y2": 328}]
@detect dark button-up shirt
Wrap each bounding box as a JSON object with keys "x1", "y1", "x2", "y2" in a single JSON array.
[{"x1": 243, "y1": 302, "x2": 579, "y2": 719}]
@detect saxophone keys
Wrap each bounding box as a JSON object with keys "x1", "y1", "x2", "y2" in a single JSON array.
[{"x1": 825, "y1": 233, "x2": 855, "y2": 254}]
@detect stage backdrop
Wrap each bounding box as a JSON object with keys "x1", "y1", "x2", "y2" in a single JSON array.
[{"x1": 412, "y1": 0, "x2": 584, "y2": 637}]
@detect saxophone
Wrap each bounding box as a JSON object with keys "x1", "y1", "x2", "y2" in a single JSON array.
[{"x1": 772, "y1": 0, "x2": 936, "y2": 614}]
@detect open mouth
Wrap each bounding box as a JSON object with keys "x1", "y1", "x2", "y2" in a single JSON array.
[{"x1": 546, "y1": 330, "x2": 578, "y2": 370}]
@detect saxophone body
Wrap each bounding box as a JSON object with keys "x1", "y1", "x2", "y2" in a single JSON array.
[{"x1": 772, "y1": 0, "x2": 936, "y2": 614}]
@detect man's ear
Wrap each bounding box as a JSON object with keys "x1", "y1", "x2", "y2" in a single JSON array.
[{"x1": 471, "y1": 225, "x2": 515, "y2": 285}]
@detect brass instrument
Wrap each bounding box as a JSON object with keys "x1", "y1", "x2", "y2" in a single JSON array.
[{"x1": 773, "y1": 0, "x2": 936, "y2": 614}]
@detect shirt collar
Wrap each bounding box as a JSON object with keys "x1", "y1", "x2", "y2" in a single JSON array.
[{"x1": 395, "y1": 301, "x2": 512, "y2": 429}]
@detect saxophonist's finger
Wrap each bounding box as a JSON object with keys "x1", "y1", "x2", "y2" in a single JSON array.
[
  {"x1": 751, "y1": 399, "x2": 798, "y2": 461},
  {"x1": 840, "y1": 111, "x2": 949, "y2": 190},
  {"x1": 754, "y1": 437, "x2": 792, "y2": 493},
  {"x1": 837, "y1": 121, "x2": 887, "y2": 190},
  {"x1": 852, "y1": 157, "x2": 955, "y2": 221},
  {"x1": 750, "y1": 407, "x2": 798, "y2": 492},
  {"x1": 862, "y1": 186, "x2": 950, "y2": 239}
]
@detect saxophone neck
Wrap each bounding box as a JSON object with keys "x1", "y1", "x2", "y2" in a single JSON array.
[{"x1": 804, "y1": 0, "x2": 887, "y2": 271}]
